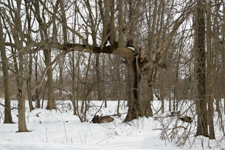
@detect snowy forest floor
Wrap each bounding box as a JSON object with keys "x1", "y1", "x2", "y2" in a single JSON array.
[{"x1": 0, "y1": 98, "x2": 225, "y2": 150}]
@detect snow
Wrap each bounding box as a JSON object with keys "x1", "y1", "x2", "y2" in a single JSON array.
[
  {"x1": 105, "y1": 40, "x2": 111, "y2": 46},
  {"x1": 54, "y1": 90, "x2": 72, "y2": 95},
  {"x1": 128, "y1": 47, "x2": 135, "y2": 51},
  {"x1": 0, "y1": 99, "x2": 224, "y2": 150}
]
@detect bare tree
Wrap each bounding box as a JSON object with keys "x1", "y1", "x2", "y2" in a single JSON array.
[
  {"x1": 0, "y1": 8, "x2": 13, "y2": 123},
  {"x1": 32, "y1": 0, "x2": 57, "y2": 110},
  {"x1": 33, "y1": 0, "x2": 194, "y2": 121},
  {"x1": 195, "y1": 0, "x2": 208, "y2": 137},
  {"x1": 206, "y1": 0, "x2": 215, "y2": 139},
  {"x1": 25, "y1": 0, "x2": 34, "y2": 111}
]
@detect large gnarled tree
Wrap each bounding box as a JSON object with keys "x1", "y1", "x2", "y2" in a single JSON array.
[{"x1": 36, "y1": 0, "x2": 194, "y2": 122}]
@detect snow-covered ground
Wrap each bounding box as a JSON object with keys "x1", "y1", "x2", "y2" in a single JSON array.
[{"x1": 0, "y1": 99, "x2": 224, "y2": 150}]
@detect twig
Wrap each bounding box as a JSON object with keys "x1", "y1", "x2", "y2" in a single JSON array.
[{"x1": 35, "y1": 112, "x2": 41, "y2": 117}]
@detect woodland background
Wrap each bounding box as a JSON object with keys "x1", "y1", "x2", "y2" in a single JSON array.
[{"x1": 0, "y1": 0, "x2": 225, "y2": 143}]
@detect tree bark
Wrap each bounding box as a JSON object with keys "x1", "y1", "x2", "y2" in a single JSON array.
[
  {"x1": 195, "y1": 0, "x2": 209, "y2": 137},
  {"x1": 58, "y1": 0, "x2": 67, "y2": 97},
  {"x1": 102, "y1": 55, "x2": 107, "y2": 107},
  {"x1": 24, "y1": 0, "x2": 34, "y2": 112},
  {"x1": 35, "y1": 54, "x2": 40, "y2": 108},
  {"x1": 17, "y1": 78, "x2": 29, "y2": 132},
  {"x1": 17, "y1": 42, "x2": 29, "y2": 132},
  {"x1": 71, "y1": 51, "x2": 77, "y2": 115},
  {"x1": 124, "y1": 57, "x2": 153, "y2": 122},
  {"x1": 223, "y1": 0, "x2": 225, "y2": 115},
  {"x1": 96, "y1": 54, "x2": 102, "y2": 100},
  {"x1": 12, "y1": 0, "x2": 30, "y2": 132},
  {"x1": 0, "y1": 15, "x2": 13, "y2": 123},
  {"x1": 45, "y1": 49, "x2": 56, "y2": 110},
  {"x1": 206, "y1": 0, "x2": 215, "y2": 139},
  {"x1": 27, "y1": 52, "x2": 34, "y2": 112},
  {"x1": 81, "y1": 53, "x2": 92, "y2": 113},
  {"x1": 124, "y1": 59, "x2": 142, "y2": 122}
]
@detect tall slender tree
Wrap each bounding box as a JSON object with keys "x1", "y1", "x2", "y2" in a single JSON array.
[
  {"x1": 0, "y1": 9, "x2": 13, "y2": 124},
  {"x1": 206, "y1": 0, "x2": 215, "y2": 139}
]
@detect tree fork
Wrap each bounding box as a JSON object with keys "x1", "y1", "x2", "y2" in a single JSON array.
[{"x1": 124, "y1": 57, "x2": 143, "y2": 122}]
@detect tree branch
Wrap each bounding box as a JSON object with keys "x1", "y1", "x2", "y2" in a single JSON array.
[{"x1": 30, "y1": 49, "x2": 70, "y2": 91}]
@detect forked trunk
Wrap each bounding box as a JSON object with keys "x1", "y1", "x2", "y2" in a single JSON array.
[{"x1": 124, "y1": 57, "x2": 153, "y2": 122}]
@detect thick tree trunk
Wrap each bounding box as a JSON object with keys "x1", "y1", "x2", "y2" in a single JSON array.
[
  {"x1": 124, "y1": 59, "x2": 141, "y2": 122},
  {"x1": 195, "y1": 0, "x2": 209, "y2": 137},
  {"x1": 139, "y1": 58, "x2": 153, "y2": 117},
  {"x1": 17, "y1": 84, "x2": 29, "y2": 132},
  {"x1": 12, "y1": 0, "x2": 29, "y2": 132},
  {"x1": 18, "y1": 52, "x2": 29, "y2": 132},
  {"x1": 124, "y1": 57, "x2": 153, "y2": 122},
  {"x1": 139, "y1": 73, "x2": 153, "y2": 117}
]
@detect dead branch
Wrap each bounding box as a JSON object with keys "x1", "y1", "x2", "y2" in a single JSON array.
[{"x1": 35, "y1": 112, "x2": 41, "y2": 117}]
